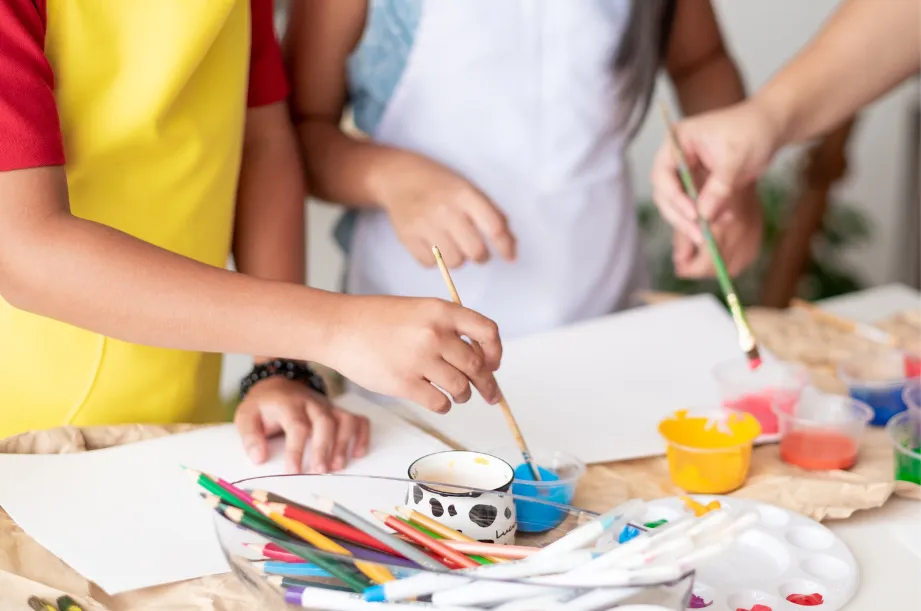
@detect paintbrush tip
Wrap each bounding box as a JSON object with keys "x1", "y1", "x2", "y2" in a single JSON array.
[{"x1": 746, "y1": 346, "x2": 763, "y2": 370}]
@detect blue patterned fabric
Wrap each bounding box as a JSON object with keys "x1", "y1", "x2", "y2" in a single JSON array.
[
  {"x1": 347, "y1": 0, "x2": 422, "y2": 135},
  {"x1": 336, "y1": 0, "x2": 422, "y2": 261}
]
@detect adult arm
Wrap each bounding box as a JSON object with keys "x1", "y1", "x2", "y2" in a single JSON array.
[{"x1": 755, "y1": 0, "x2": 920, "y2": 147}]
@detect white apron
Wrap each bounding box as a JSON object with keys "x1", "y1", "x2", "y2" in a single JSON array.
[{"x1": 345, "y1": 0, "x2": 648, "y2": 340}]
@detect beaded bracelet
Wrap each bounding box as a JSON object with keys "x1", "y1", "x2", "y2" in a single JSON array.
[{"x1": 239, "y1": 358, "x2": 328, "y2": 400}]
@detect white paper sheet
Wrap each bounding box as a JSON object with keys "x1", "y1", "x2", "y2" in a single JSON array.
[
  {"x1": 394, "y1": 294, "x2": 744, "y2": 464},
  {"x1": 0, "y1": 393, "x2": 450, "y2": 594}
]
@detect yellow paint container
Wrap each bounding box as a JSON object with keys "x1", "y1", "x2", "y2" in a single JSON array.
[{"x1": 658, "y1": 410, "x2": 762, "y2": 494}]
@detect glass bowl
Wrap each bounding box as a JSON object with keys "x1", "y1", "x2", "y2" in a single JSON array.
[{"x1": 212, "y1": 474, "x2": 695, "y2": 610}]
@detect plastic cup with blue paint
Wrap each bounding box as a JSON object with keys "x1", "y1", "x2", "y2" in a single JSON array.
[
  {"x1": 838, "y1": 349, "x2": 918, "y2": 426},
  {"x1": 487, "y1": 447, "x2": 586, "y2": 534}
]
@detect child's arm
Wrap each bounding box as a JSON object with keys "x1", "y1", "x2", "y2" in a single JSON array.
[
  {"x1": 0, "y1": 0, "x2": 502, "y2": 415},
  {"x1": 285, "y1": 0, "x2": 515, "y2": 269},
  {"x1": 660, "y1": 0, "x2": 761, "y2": 278}
]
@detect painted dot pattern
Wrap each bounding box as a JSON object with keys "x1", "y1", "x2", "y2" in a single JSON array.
[
  {"x1": 412, "y1": 485, "x2": 423, "y2": 504},
  {"x1": 447, "y1": 505, "x2": 457, "y2": 517},
  {"x1": 429, "y1": 498, "x2": 444, "y2": 517},
  {"x1": 469, "y1": 504, "x2": 498, "y2": 528}
]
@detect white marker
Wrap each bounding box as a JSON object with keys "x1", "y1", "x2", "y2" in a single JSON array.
[
  {"x1": 535, "y1": 500, "x2": 645, "y2": 558},
  {"x1": 364, "y1": 550, "x2": 600, "y2": 603},
  {"x1": 289, "y1": 587, "x2": 476, "y2": 611}
]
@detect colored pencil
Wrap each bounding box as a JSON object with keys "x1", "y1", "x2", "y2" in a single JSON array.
[
  {"x1": 438, "y1": 540, "x2": 536, "y2": 560},
  {"x1": 185, "y1": 468, "x2": 266, "y2": 522},
  {"x1": 255, "y1": 560, "x2": 332, "y2": 578},
  {"x1": 393, "y1": 517, "x2": 492, "y2": 565},
  {"x1": 372, "y1": 510, "x2": 479, "y2": 569},
  {"x1": 183, "y1": 466, "x2": 254, "y2": 505},
  {"x1": 56, "y1": 596, "x2": 85, "y2": 611},
  {"x1": 255, "y1": 499, "x2": 405, "y2": 558},
  {"x1": 27, "y1": 597, "x2": 56, "y2": 611},
  {"x1": 658, "y1": 102, "x2": 762, "y2": 370},
  {"x1": 208, "y1": 498, "x2": 370, "y2": 592},
  {"x1": 431, "y1": 245, "x2": 542, "y2": 480},
  {"x1": 313, "y1": 497, "x2": 448, "y2": 571},
  {"x1": 246, "y1": 541, "x2": 418, "y2": 570},
  {"x1": 396, "y1": 506, "x2": 504, "y2": 563},
  {"x1": 266, "y1": 575, "x2": 352, "y2": 592},
  {"x1": 255, "y1": 501, "x2": 396, "y2": 584}
]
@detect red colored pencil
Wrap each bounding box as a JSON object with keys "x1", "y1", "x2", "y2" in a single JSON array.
[
  {"x1": 244, "y1": 542, "x2": 301, "y2": 563},
  {"x1": 183, "y1": 467, "x2": 253, "y2": 506},
  {"x1": 260, "y1": 501, "x2": 402, "y2": 557},
  {"x1": 371, "y1": 510, "x2": 479, "y2": 569}
]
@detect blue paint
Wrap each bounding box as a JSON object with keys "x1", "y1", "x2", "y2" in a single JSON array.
[
  {"x1": 618, "y1": 524, "x2": 642, "y2": 544},
  {"x1": 847, "y1": 382, "x2": 908, "y2": 426},
  {"x1": 511, "y1": 464, "x2": 573, "y2": 533}
]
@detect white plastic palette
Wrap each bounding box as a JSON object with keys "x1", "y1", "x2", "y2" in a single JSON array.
[{"x1": 636, "y1": 497, "x2": 858, "y2": 611}]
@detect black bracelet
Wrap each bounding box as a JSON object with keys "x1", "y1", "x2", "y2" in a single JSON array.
[{"x1": 239, "y1": 359, "x2": 328, "y2": 400}]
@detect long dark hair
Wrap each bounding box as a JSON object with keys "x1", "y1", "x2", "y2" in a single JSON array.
[{"x1": 615, "y1": 0, "x2": 678, "y2": 140}]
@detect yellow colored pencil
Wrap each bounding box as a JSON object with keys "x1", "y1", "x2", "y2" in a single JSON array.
[
  {"x1": 27, "y1": 597, "x2": 56, "y2": 611},
  {"x1": 254, "y1": 502, "x2": 395, "y2": 584}
]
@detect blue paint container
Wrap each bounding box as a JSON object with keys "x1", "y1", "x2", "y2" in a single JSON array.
[
  {"x1": 839, "y1": 350, "x2": 914, "y2": 426},
  {"x1": 488, "y1": 448, "x2": 586, "y2": 534}
]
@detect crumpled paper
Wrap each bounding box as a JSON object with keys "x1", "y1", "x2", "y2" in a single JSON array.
[{"x1": 1, "y1": 307, "x2": 918, "y2": 610}]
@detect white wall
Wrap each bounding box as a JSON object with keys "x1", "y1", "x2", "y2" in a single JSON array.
[{"x1": 302, "y1": 0, "x2": 918, "y2": 294}]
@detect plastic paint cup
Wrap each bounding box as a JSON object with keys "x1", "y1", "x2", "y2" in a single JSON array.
[
  {"x1": 658, "y1": 410, "x2": 761, "y2": 494},
  {"x1": 774, "y1": 389, "x2": 873, "y2": 471},
  {"x1": 712, "y1": 356, "x2": 809, "y2": 436},
  {"x1": 903, "y1": 377, "x2": 921, "y2": 425},
  {"x1": 838, "y1": 349, "x2": 916, "y2": 426},
  {"x1": 888, "y1": 411, "x2": 921, "y2": 486},
  {"x1": 487, "y1": 447, "x2": 586, "y2": 533}
]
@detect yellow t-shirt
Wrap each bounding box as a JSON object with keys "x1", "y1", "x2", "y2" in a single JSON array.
[{"x1": 0, "y1": 0, "x2": 288, "y2": 438}]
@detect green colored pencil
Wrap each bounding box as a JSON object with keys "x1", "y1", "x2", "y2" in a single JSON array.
[
  {"x1": 659, "y1": 101, "x2": 762, "y2": 369},
  {"x1": 394, "y1": 517, "x2": 491, "y2": 566},
  {"x1": 213, "y1": 502, "x2": 370, "y2": 592}
]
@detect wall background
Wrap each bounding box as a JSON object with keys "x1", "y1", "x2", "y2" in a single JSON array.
[{"x1": 300, "y1": 0, "x2": 918, "y2": 294}]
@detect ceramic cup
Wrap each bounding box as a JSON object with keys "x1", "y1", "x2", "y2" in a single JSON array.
[{"x1": 406, "y1": 450, "x2": 517, "y2": 544}]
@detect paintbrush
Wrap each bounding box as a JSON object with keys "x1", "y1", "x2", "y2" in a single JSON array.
[
  {"x1": 659, "y1": 102, "x2": 762, "y2": 370},
  {"x1": 431, "y1": 245, "x2": 542, "y2": 481}
]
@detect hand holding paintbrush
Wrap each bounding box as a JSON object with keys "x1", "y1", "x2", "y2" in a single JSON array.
[
  {"x1": 659, "y1": 102, "x2": 762, "y2": 370},
  {"x1": 431, "y1": 246, "x2": 543, "y2": 480}
]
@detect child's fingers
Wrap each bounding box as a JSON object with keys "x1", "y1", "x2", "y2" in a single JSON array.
[
  {"x1": 276, "y1": 410, "x2": 311, "y2": 475},
  {"x1": 463, "y1": 191, "x2": 516, "y2": 262},
  {"x1": 234, "y1": 407, "x2": 268, "y2": 465},
  {"x1": 448, "y1": 213, "x2": 491, "y2": 264},
  {"x1": 302, "y1": 401, "x2": 336, "y2": 474}
]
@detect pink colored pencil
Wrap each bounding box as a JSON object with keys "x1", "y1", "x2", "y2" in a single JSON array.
[{"x1": 244, "y1": 542, "x2": 301, "y2": 563}]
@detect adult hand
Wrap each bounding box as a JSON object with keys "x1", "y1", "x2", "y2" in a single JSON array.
[
  {"x1": 651, "y1": 99, "x2": 782, "y2": 242},
  {"x1": 235, "y1": 376, "x2": 370, "y2": 475},
  {"x1": 672, "y1": 185, "x2": 764, "y2": 279},
  {"x1": 377, "y1": 151, "x2": 517, "y2": 269},
  {"x1": 325, "y1": 295, "x2": 503, "y2": 414}
]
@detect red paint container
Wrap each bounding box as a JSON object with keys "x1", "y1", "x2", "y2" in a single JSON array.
[
  {"x1": 774, "y1": 390, "x2": 873, "y2": 471},
  {"x1": 713, "y1": 357, "x2": 809, "y2": 436}
]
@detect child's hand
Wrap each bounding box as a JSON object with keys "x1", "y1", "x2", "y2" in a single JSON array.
[
  {"x1": 672, "y1": 186, "x2": 763, "y2": 279},
  {"x1": 377, "y1": 152, "x2": 517, "y2": 269},
  {"x1": 324, "y1": 295, "x2": 503, "y2": 414},
  {"x1": 234, "y1": 376, "x2": 370, "y2": 475}
]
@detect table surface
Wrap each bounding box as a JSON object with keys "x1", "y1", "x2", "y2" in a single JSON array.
[
  {"x1": 816, "y1": 284, "x2": 920, "y2": 610},
  {"x1": 216, "y1": 285, "x2": 921, "y2": 609}
]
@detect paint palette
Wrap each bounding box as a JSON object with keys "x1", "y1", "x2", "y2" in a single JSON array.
[{"x1": 636, "y1": 497, "x2": 858, "y2": 611}]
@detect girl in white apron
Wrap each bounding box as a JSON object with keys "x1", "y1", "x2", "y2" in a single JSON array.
[{"x1": 287, "y1": 0, "x2": 760, "y2": 341}]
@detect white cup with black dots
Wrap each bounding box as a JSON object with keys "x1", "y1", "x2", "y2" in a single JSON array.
[{"x1": 406, "y1": 450, "x2": 517, "y2": 544}]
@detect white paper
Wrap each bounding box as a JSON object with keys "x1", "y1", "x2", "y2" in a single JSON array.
[
  {"x1": 394, "y1": 294, "x2": 744, "y2": 464},
  {"x1": 0, "y1": 393, "x2": 450, "y2": 594}
]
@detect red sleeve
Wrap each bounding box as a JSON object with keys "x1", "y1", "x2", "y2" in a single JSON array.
[
  {"x1": 248, "y1": 0, "x2": 290, "y2": 108},
  {"x1": 0, "y1": 0, "x2": 64, "y2": 171}
]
